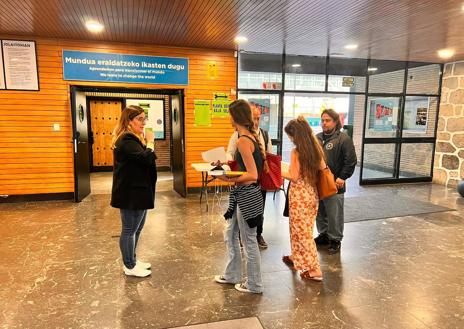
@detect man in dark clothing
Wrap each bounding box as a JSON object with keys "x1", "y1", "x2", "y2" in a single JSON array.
[{"x1": 315, "y1": 109, "x2": 357, "y2": 254}]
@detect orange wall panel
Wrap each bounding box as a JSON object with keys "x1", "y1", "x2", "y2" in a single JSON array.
[{"x1": 0, "y1": 36, "x2": 236, "y2": 196}]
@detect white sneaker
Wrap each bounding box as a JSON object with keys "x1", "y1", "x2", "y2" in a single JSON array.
[
  {"x1": 234, "y1": 283, "x2": 262, "y2": 294},
  {"x1": 136, "y1": 260, "x2": 151, "y2": 269},
  {"x1": 123, "y1": 265, "x2": 151, "y2": 277}
]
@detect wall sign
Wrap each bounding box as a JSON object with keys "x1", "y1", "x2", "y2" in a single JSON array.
[
  {"x1": 342, "y1": 77, "x2": 355, "y2": 87},
  {"x1": 126, "y1": 99, "x2": 165, "y2": 140},
  {"x1": 0, "y1": 48, "x2": 5, "y2": 89},
  {"x1": 194, "y1": 100, "x2": 211, "y2": 127},
  {"x1": 62, "y1": 50, "x2": 189, "y2": 85},
  {"x1": 1, "y1": 40, "x2": 39, "y2": 91},
  {"x1": 212, "y1": 93, "x2": 230, "y2": 117}
]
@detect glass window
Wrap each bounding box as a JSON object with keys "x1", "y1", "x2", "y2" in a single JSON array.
[
  {"x1": 328, "y1": 57, "x2": 367, "y2": 93},
  {"x1": 407, "y1": 63, "x2": 441, "y2": 95},
  {"x1": 238, "y1": 93, "x2": 280, "y2": 140},
  {"x1": 364, "y1": 96, "x2": 401, "y2": 138},
  {"x1": 402, "y1": 96, "x2": 438, "y2": 138},
  {"x1": 362, "y1": 143, "x2": 397, "y2": 180},
  {"x1": 238, "y1": 52, "x2": 282, "y2": 90},
  {"x1": 282, "y1": 93, "x2": 358, "y2": 162},
  {"x1": 399, "y1": 143, "x2": 433, "y2": 178},
  {"x1": 285, "y1": 55, "x2": 326, "y2": 91},
  {"x1": 368, "y1": 60, "x2": 406, "y2": 94}
]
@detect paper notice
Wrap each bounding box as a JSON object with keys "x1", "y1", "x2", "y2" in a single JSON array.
[{"x1": 201, "y1": 147, "x2": 227, "y2": 163}]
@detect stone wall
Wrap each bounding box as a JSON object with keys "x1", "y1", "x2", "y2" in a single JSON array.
[{"x1": 434, "y1": 62, "x2": 464, "y2": 188}]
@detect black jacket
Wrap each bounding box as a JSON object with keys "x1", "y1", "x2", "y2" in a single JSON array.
[
  {"x1": 316, "y1": 130, "x2": 357, "y2": 194},
  {"x1": 111, "y1": 133, "x2": 157, "y2": 210}
]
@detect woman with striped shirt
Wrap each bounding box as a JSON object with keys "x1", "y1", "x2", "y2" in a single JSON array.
[{"x1": 214, "y1": 99, "x2": 267, "y2": 294}]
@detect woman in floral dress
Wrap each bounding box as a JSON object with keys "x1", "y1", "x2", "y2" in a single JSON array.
[{"x1": 282, "y1": 116, "x2": 326, "y2": 281}]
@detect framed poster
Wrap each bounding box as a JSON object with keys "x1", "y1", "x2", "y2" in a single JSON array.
[
  {"x1": 249, "y1": 98, "x2": 271, "y2": 131},
  {"x1": 125, "y1": 99, "x2": 165, "y2": 140},
  {"x1": 1, "y1": 40, "x2": 39, "y2": 91},
  {"x1": 0, "y1": 47, "x2": 5, "y2": 89},
  {"x1": 368, "y1": 98, "x2": 399, "y2": 132},
  {"x1": 404, "y1": 97, "x2": 429, "y2": 133}
]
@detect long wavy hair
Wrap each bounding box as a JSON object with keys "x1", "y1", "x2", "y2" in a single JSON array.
[
  {"x1": 111, "y1": 105, "x2": 146, "y2": 149},
  {"x1": 284, "y1": 116, "x2": 325, "y2": 185},
  {"x1": 228, "y1": 99, "x2": 269, "y2": 173}
]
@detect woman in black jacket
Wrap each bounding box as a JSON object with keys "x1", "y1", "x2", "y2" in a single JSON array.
[{"x1": 111, "y1": 105, "x2": 157, "y2": 278}]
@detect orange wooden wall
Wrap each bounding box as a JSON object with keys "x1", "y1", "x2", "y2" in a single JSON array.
[{"x1": 0, "y1": 37, "x2": 236, "y2": 196}]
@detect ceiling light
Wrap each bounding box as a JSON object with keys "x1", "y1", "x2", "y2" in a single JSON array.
[
  {"x1": 234, "y1": 36, "x2": 248, "y2": 44},
  {"x1": 344, "y1": 44, "x2": 358, "y2": 50},
  {"x1": 85, "y1": 20, "x2": 104, "y2": 33},
  {"x1": 437, "y1": 48, "x2": 455, "y2": 59},
  {"x1": 291, "y1": 64, "x2": 301, "y2": 68},
  {"x1": 367, "y1": 67, "x2": 378, "y2": 72}
]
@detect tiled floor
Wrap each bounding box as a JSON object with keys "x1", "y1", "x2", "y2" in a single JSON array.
[{"x1": 0, "y1": 172, "x2": 463, "y2": 329}]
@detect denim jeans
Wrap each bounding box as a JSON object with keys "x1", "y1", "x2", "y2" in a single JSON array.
[
  {"x1": 223, "y1": 205, "x2": 263, "y2": 293},
  {"x1": 119, "y1": 209, "x2": 147, "y2": 269},
  {"x1": 316, "y1": 193, "x2": 345, "y2": 242}
]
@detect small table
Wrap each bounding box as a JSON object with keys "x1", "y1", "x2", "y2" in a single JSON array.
[{"x1": 191, "y1": 163, "x2": 230, "y2": 211}]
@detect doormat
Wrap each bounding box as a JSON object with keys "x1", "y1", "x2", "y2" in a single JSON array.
[
  {"x1": 345, "y1": 195, "x2": 454, "y2": 223},
  {"x1": 169, "y1": 317, "x2": 263, "y2": 329}
]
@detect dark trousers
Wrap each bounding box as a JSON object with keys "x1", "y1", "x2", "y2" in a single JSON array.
[
  {"x1": 257, "y1": 189, "x2": 267, "y2": 236},
  {"x1": 119, "y1": 209, "x2": 147, "y2": 269},
  {"x1": 316, "y1": 193, "x2": 345, "y2": 242}
]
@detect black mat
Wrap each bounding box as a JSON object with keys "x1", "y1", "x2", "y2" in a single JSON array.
[{"x1": 345, "y1": 195, "x2": 454, "y2": 223}]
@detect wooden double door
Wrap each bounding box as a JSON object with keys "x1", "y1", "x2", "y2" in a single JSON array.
[{"x1": 89, "y1": 99, "x2": 122, "y2": 169}]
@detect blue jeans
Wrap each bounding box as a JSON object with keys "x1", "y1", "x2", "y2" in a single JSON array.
[
  {"x1": 316, "y1": 193, "x2": 345, "y2": 242},
  {"x1": 119, "y1": 209, "x2": 147, "y2": 269},
  {"x1": 223, "y1": 205, "x2": 263, "y2": 293}
]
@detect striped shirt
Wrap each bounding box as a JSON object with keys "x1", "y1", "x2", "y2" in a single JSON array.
[{"x1": 224, "y1": 183, "x2": 264, "y2": 228}]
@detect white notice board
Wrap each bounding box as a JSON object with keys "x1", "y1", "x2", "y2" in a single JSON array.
[
  {"x1": 125, "y1": 99, "x2": 165, "y2": 140},
  {"x1": 0, "y1": 47, "x2": 5, "y2": 89},
  {"x1": 1, "y1": 40, "x2": 39, "y2": 90}
]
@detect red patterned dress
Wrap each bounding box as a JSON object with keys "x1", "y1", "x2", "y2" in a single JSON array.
[{"x1": 288, "y1": 179, "x2": 321, "y2": 273}]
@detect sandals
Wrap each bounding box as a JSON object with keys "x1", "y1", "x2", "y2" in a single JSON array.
[
  {"x1": 300, "y1": 270, "x2": 323, "y2": 282},
  {"x1": 282, "y1": 255, "x2": 294, "y2": 268}
]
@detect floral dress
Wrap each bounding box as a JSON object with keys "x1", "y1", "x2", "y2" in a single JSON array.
[{"x1": 288, "y1": 179, "x2": 321, "y2": 273}]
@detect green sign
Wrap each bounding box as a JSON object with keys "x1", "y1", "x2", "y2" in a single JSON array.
[
  {"x1": 194, "y1": 100, "x2": 211, "y2": 126},
  {"x1": 212, "y1": 93, "x2": 230, "y2": 117}
]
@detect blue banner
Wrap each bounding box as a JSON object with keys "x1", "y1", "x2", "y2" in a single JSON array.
[{"x1": 62, "y1": 50, "x2": 188, "y2": 85}]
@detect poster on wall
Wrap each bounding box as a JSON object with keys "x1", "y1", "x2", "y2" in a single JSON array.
[
  {"x1": 248, "y1": 98, "x2": 271, "y2": 131},
  {"x1": 368, "y1": 98, "x2": 399, "y2": 131},
  {"x1": 0, "y1": 48, "x2": 5, "y2": 89},
  {"x1": 306, "y1": 117, "x2": 321, "y2": 127},
  {"x1": 194, "y1": 100, "x2": 211, "y2": 127},
  {"x1": 1, "y1": 40, "x2": 39, "y2": 90},
  {"x1": 404, "y1": 97, "x2": 429, "y2": 132},
  {"x1": 212, "y1": 93, "x2": 230, "y2": 117},
  {"x1": 126, "y1": 99, "x2": 165, "y2": 140}
]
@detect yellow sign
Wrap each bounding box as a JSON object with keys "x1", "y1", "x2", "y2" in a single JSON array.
[
  {"x1": 212, "y1": 93, "x2": 230, "y2": 117},
  {"x1": 207, "y1": 61, "x2": 218, "y2": 79}
]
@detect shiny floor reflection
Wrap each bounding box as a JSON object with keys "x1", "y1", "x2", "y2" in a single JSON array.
[{"x1": 0, "y1": 176, "x2": 463, "y2": 329}]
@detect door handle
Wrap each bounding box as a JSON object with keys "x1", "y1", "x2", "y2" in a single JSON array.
[{"x1": 73, "y1": 139, "x2": 77, "y2": 153}]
